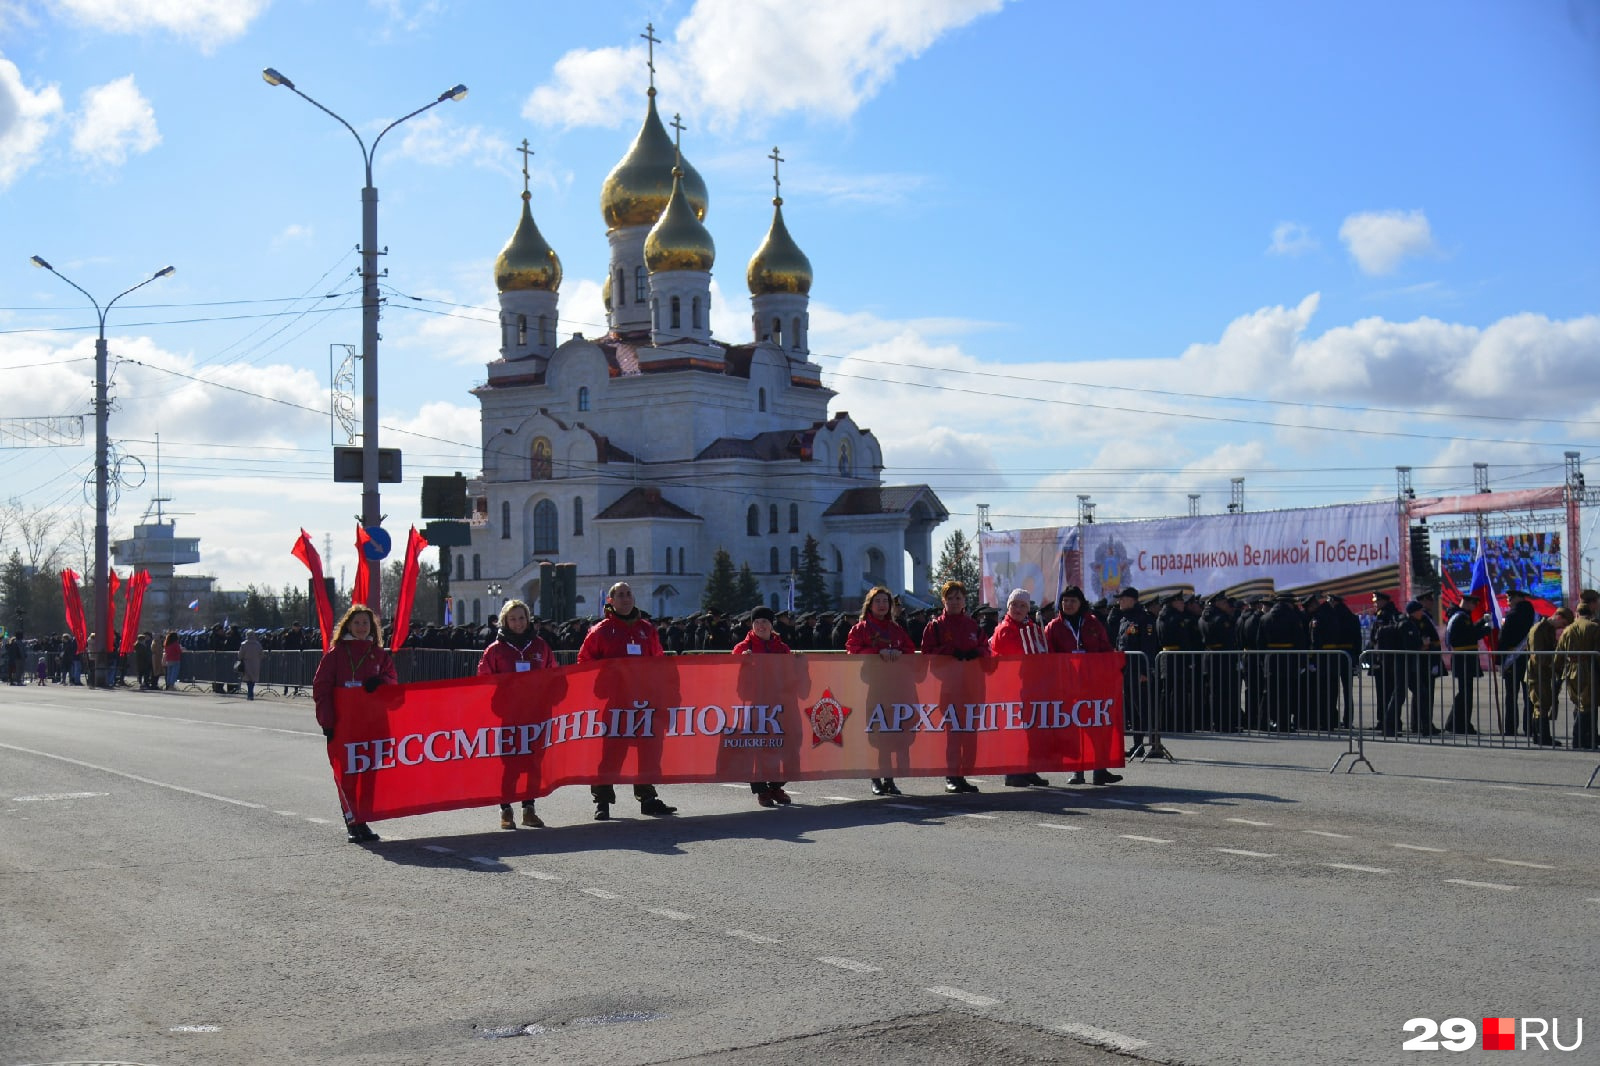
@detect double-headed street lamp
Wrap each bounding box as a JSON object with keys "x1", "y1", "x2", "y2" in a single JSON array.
[
  {"x1": 30, "y1": 256, "x2": 175, "y2": 684},
  {"x1": 262, "y1": 68, "x2": 467, "y2": 610}
]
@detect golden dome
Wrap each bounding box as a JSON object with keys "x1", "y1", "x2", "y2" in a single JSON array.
[
  {"x1": 600, "y1": 90, "x2": 708, "y2": 230},
  {"x1": 644, "y1": 170, "x2": 716, "y2": 273},
  {"x1": 494, "y1": 192, "x2": 562, "y2": 293},
  {"x1": 747, "y1": 199, "x2": 812, "y2": 295}
]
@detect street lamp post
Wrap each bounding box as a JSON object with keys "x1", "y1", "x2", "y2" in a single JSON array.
[
  {"x1": 30, "y1": 256, "x2": 175, "y2": 685},
  {"x1": 262, "y1": 68, "x2": 467, "y2": 610}
]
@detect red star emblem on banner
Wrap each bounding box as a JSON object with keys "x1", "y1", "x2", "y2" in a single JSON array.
[{"x1": 803, "y1": 689, "x2": 851, "y2": 746}]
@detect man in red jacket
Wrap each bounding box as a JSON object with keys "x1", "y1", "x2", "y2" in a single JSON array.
[{"x1": 577, "y1": 582, "x2": 677, "y2": 820}]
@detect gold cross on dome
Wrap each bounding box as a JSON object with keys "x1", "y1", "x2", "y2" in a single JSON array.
[
  {"x1": 517, "y1": 138, "x2": 533, "y2": 193},
  {"x1": 769, "y1": 146, "x2": 784, "y2": 202},
  {"x1": 670, "y1": 112, "x2": 685, "y2": 169},
  {"x1": 641, "y1": 23, "x2": 660, "y2": 89}
]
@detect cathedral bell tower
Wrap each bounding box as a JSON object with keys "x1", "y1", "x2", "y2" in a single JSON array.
[
  {"x1": 747, "y1": 146, "x2": 812, "y2": 356},
  {"x1": 494, "y1": 139, "x2": 561, "y2": 362}
]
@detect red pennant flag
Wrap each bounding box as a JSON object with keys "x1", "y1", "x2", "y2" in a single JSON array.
[
  {"x1": 390, "y1": 526, "x2": 429, "y2": 651},
  {"x1": 60, "y1": 570, "x2": 88, "y2": 649},
  {"x1": 105, "y1": 569, "x2": 122, "y2": 653},
  {"x1": 120, "y1": 570, "x2": 152, "y2": 655},
  {"x1": 352, "y1": 524, "x2": 374, "y2": 611},
  {"x1": 291, "y1": 529, "x2": 335, "y2": 652}
]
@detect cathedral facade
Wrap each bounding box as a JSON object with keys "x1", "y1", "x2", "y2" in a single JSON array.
[{"x1": 453, "y1": 77, "x2": 945, "y2": 624}]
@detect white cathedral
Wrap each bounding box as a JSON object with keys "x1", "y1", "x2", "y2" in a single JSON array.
[{"x1": 453, "y1": 73, "x2": 946, "y2": 623}]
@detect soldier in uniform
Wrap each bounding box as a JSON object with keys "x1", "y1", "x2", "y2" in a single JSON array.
[
  {"x1": 1114, "y1": 587, "x2": 1160, "y2": 756},
  {"x1": 1497, "y1": 588, "x2": 1537, "y2": 735},
  {"x1": 1237, "y1": 596, "x2": 1266, "y2": 729},
  {"x1": 1155, "y1": 593, "x2": 1190, "y2": 732},
  {"x1": 1304, "y1": 592, "x2": 1338, "y2": 731},
  {"x1": 1367, "y1": 593, "x2": 1403, "y2": 736},
  {"x1": 1442, "y1": 601, "x2": 1493, "y2": 735},
  {"x1": 1258, "y1": 592, "x2": 1308, "y2": 732},
  {"x1": 1323, "y1": 594, "x2": 1363, "y2": 729},
  {"x1": 1199, "y1": 594, "x2": 1240, "y2": 731},
  {"x1": 1555, "y1": 602, "x2": 1600, "y2": 749},
  {"x1": 1524, "y1": 606, "x2": 1572, "y2": 747}
]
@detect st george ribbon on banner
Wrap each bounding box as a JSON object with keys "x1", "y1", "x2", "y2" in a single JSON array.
[{"x1": 326, "y1": 652, "x2": 1127, "y2": 823}]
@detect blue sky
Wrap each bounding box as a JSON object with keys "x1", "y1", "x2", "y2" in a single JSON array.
[{"x1": 2, "y1": 0, "x2": 1598, "y2": 592}]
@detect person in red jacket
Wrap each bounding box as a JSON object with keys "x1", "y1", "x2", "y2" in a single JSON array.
[
  {"x1": 919, "y1": 580, "x2": 989, "y2": 794},
  {"x1": 732, "y1": 605, "x2": 793, "y2": 806},
  {"x1": 987, "y1": 588, "x2": 1051, "y2": 787},
  {"x1": 846, "y1": 585, "x2": 916, "y2": 796},
  {"x1": 577, "y1": 582, "x2": 676, "y2": 820},
  {"x1": 1045, "y1": 585, "x2": 1122, "y2": 786},
  {"x1": 312, "y1": 604, "x2": 398, "y2": 844},
  {"x1": 477, "y1": 599, "x2": 560, "y2": 830}
]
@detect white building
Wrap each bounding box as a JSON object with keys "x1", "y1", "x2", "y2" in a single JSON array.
[{"x1": 453, "y1": 77, "x2": 945, "y2": 623}]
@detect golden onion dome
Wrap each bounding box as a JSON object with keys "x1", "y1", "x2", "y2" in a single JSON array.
[
  {"x1": 494, "y1": 192, "x2": 562, "y2": 293},
  {"x1": 644, "y1": 170, "x2": 716, "y2": 274},
  {"x1": 746, "y1": 199, "x2": 812, "y2": 295},
  {"x1": 601, "y1": 90, "x2": 708, "y2": 230}
]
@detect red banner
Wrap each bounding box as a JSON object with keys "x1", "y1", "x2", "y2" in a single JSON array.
[
  {"x1": 60, "y1": 570, "x2": 88, "y2": 649},
  {"x1": 291, "y1": 529, "x2": 335, "y2": 652},
  {"x1": 390, "y1": 525, "x2": 428, "y2": 652},
  {"x1": 104, "y1": 569, "x2": 121, "y2": 653},
  {"x1": 352, "y1": 524, "x2": 373, "y2": 611},
  {"x1": 119, "y1": 570, "x2": 151, "y2": 655},
  {"x1": 327, "y1": 653, "x2": 1126, "y2": 823}
]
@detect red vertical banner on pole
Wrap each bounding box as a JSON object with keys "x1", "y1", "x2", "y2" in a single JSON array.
[
  {"x1": 291, "y1": 529, "x2": 336, "y2": 652},
  {"x1": 61, "y1": 570, "x2": 88, "y2": 649},
  {"x1": 120, "y1": 570, "x2": 151, "y2": 655},
  {"x1": 390, "y1": 526, "x2": 429, "y2": 651},
  {"x1": 353, "y1": 524, "x2": 374, "y2": 611},
  {"x1": 104, "y1": 569, "x2": 122, "y2": 653}
]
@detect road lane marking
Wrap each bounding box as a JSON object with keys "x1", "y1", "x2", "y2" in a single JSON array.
[
  {"x1": 1487, "y1": 858, "x2": 1555, "y2": 869},
  {"x1": 817, "y1": 956, "x2": 880, "y2": 973},
  {"x1": 961, "y1": 813, "x2": 998, "y2": 820},
  {"x1": 927, "y1": 986, "x2": 999, "y2": 1007},
  {"x1": 717, "y1": 783, "x2": 746, "y2": 789},
  {"x1": 1104, "y1": 798, "x2": 1140, "y2": 807},
  {"x1": 1150, "y1": 806, "x2": 1196, "y2": 815},
  {"x1": 107, "y1": 708, "x2": 310, "y2": 737},
  {"x1": 1037, "y1": 822, "x2": 1081, "y2": 831},
  {"x1": 1214, "y1": 848, "x2": 1277, "y2": 858},
  {"x1": 519, "y1": 870, "x2": 560, "y2": 881},
  {"x1": 1227, "y1": 818, "x2": 1273, "y2": 826},
  {"x1": 1323, "y1": 863, "x2": 1391, "y2": 874},
  {"x1": 1119, "y1": 834, "x2": 1173, "y2": 844},
  {"x1": 304, "y1": 817, "x2": 334, "y2": 825},
  {"x1": 1303, "y1": 830, "x2": 1352, "y2": 839},
  {"x1": 1391, "y1": 843, "x2": 1447, "y2": 853},
  {"x1": 1053, "y1": 1022, "x2": 1151, "y2": 1053},
  {"x1": 1487, "y1": 785, "x2": 1528, "y2": 791},
  {"x1": 885, "y1": 803, "x2": 930, "y2": 811},
  {"x1": 1563, "y1": 792, "x2": 1595, "y2": 799},
  {"x1": 1445, "y1": 879, "x2": 1517, "y2": 891},
  {"x1": 728, "y1": 929, "x2": 779, "y2": 944},
  {"x1": 0, "y1": 742, "x2": 265, "y2": 809},
  {"x1": 646, "y1": 908, "x2": 693, "y2": 921},
  {"x1": 821, "y1": 795, "x2": 855, "y2": 802},
  {"x1": 169, "y1": 1024, "x2": 221, "y2": 1033},
  {"x1": 12, "y1": 792, "x2": 109, "y2": 801},
  {"x1": 583, "y1": 888, "x2": 620, "y2": 900},
  {"x1": 273, "y1": 810, "x2": 298, "y2": 817},
  {"x1": 468, "y1": 856, "x2": 500, "y2": 867},
  {"x1": 421, "y1": 845, "x2": 454, "y2": 854}
]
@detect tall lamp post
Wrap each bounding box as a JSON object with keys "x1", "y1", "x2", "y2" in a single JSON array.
[
  {"x1": 29, "y1": 256, "x2": 175, "y2": 685},
  {"x1": 262, "y1": 68, "x2": 467, "y2": 608}
]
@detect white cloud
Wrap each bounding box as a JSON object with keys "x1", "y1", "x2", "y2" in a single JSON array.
[
  {"x1": 49, "y1": 0, "x2": 268, "y2": 50},
  {"x1": 1267, "y1": 220, "x2": 1317, "y2": 256},
  {"x1": 71, "y1": 74, "x2": 159, "y2": 167},
  {"x1": 525, "y1": 0, "x2": 1008, "y2": 131},
  {"x1": 271, "y1": 223, "x2": 314, "y2": 247},
  {"x1": 396, "y1": 113, "x2": 512, "y2": 172},
  {"x1": 1339, "y1": 208, "x2": 1436, "y2": 275},
  {"x1": 0, "y1": 56, "x2": 63, "y2": 188}
]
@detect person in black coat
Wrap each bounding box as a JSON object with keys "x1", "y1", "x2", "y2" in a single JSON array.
[
  {"x1": 1496, "y1": 588, "x2": 1537, "y2": 735},
  {"x1": 1198, "y1": 594, "x2": 1240, "y2": 731},
  {"x1": 1443, "y1": 603, "x2": 1494, "y2": 734},
  {"x1": 1258, "y1": 593, "x2": 1308, "y2": 732}
]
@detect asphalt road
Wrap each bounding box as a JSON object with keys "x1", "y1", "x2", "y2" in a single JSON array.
[{"x1": 2, "y1": 682, "x2": 1595, "y2": 1066}]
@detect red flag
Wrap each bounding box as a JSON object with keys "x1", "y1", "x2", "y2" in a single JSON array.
[
  {"x1": 352, "y1": 524, "x2": 374, "y2": 611},
  {"x1": 390, "y1": 526, "x2": 429, "y2": 651},
  {"x1": 104, "y1": 569, "x2": 122, "y2": 653},
  {"x1": 60, "y1": 570, "x2": 88, "y2": 649},
  {"x1": 119, "y1": 571, "x2": 152, "y2": 655},
  {"x1": 291, "y1": 529, "x2": 335, "y2": 652}
]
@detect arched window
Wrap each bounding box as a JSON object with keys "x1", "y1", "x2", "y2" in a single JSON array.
[
  {"x1": 788, "y1": 503, "x2": 798, "y2": 532},
  {"x1": 577, "y1": 386, "x2": 590, "y2": 412},
  {"x1": 678, "y1": 547, "x2": 685, "y2": 573},
  {"x1": 768, "y1": 504, "x2": 779, "y2": 534},
  {"x1": 665, "y1": 547, "x2": 672, "y2": 574},
  {"x1": 472, "y1": 554, "x2": 482, "y2": 580},
  {"x1": 691, "y1": 296, "x2": 701, "y2": 329},
  {"x1": 838, "y1": 442, "x2": 852, "y2": 477},
  {"x1": 472, "y1": 599, "x2": 482, "y2": 624},
  {"x1": 634, "y1": 266, "x2": 647, "y2": 303},
  {"x1": 625, "y1": 547, "x2": 635, "y2": 575},
  {"x1": 792, "y1": 316, "x2": 803, "y2": 349},
  {"x1": 517, "y1": 314, "x2": 527, "y2": 345},
  {"x1": 501, "y1": 501, "x2": 511, "y2": 539},
  {"x1": 770, "y1": 546, "x2": 780, "y2": 574},
  {"x1": 572, "y1": 496, "x2": 583, "y2": 536},
  {"x1": 790, "y1": 546, "x2": 799, "y2": 572},
  {"x1": 670, "y1": 296, "x2": 681, "y2": 329},
  {"x1": 607, "y1": 549, "x2": 617, "y2": 576},
  {"x1": 758, "y1": 387, "x2": 766, "y2": 412},
  {"x1": 530, "y1": 437, "x2": 552, "y2": 480},
  {"x1": 771, "y1": 317, "x2": 782, "y2": 345},
  {"x1": 747, "y1": 504, "x2": 760, "y2": 536},
  {"x1": 455, "y1": 555, "x2": 464, "y2": 582},
  {"x1": 533, "y1": 499, "x2": 558, "y2": 554}
]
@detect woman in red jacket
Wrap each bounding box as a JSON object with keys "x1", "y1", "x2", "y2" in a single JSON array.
[
  {"x1": 312, "y1": 604, "x2": 398, "y2": 844},
  {"x1": 918, "y1": 580, "x2": 988, "y2": 794},
  {"x1": 1045, "y1": 585, "x2": 1122, "y2": 785},
  {"x1": 477, "y1": 599, "x2": 559, "y2": 830},
  {"x1": 732, "y1": 605, "x2": 793, "y2": 806},
  {"x1": 987, "y1": 588, "x2": 1052, "y2": 787},
  {"x1": 846, "y1": 586, "x2": 915, "y2": 796}
]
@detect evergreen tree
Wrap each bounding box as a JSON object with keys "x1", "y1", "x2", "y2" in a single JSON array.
[
  {"x1": 702, "y1": 548, "x2": 739, "y2": 614},
  {"x1": 736, "y1": 563, "x2": 762, "y2": 612},
  {"x1": 932, "y1": 529, "x2": 982, "y2": 601},
  {"x1": 796, "y1": 534, "x2": 831, "y2": 613}
]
